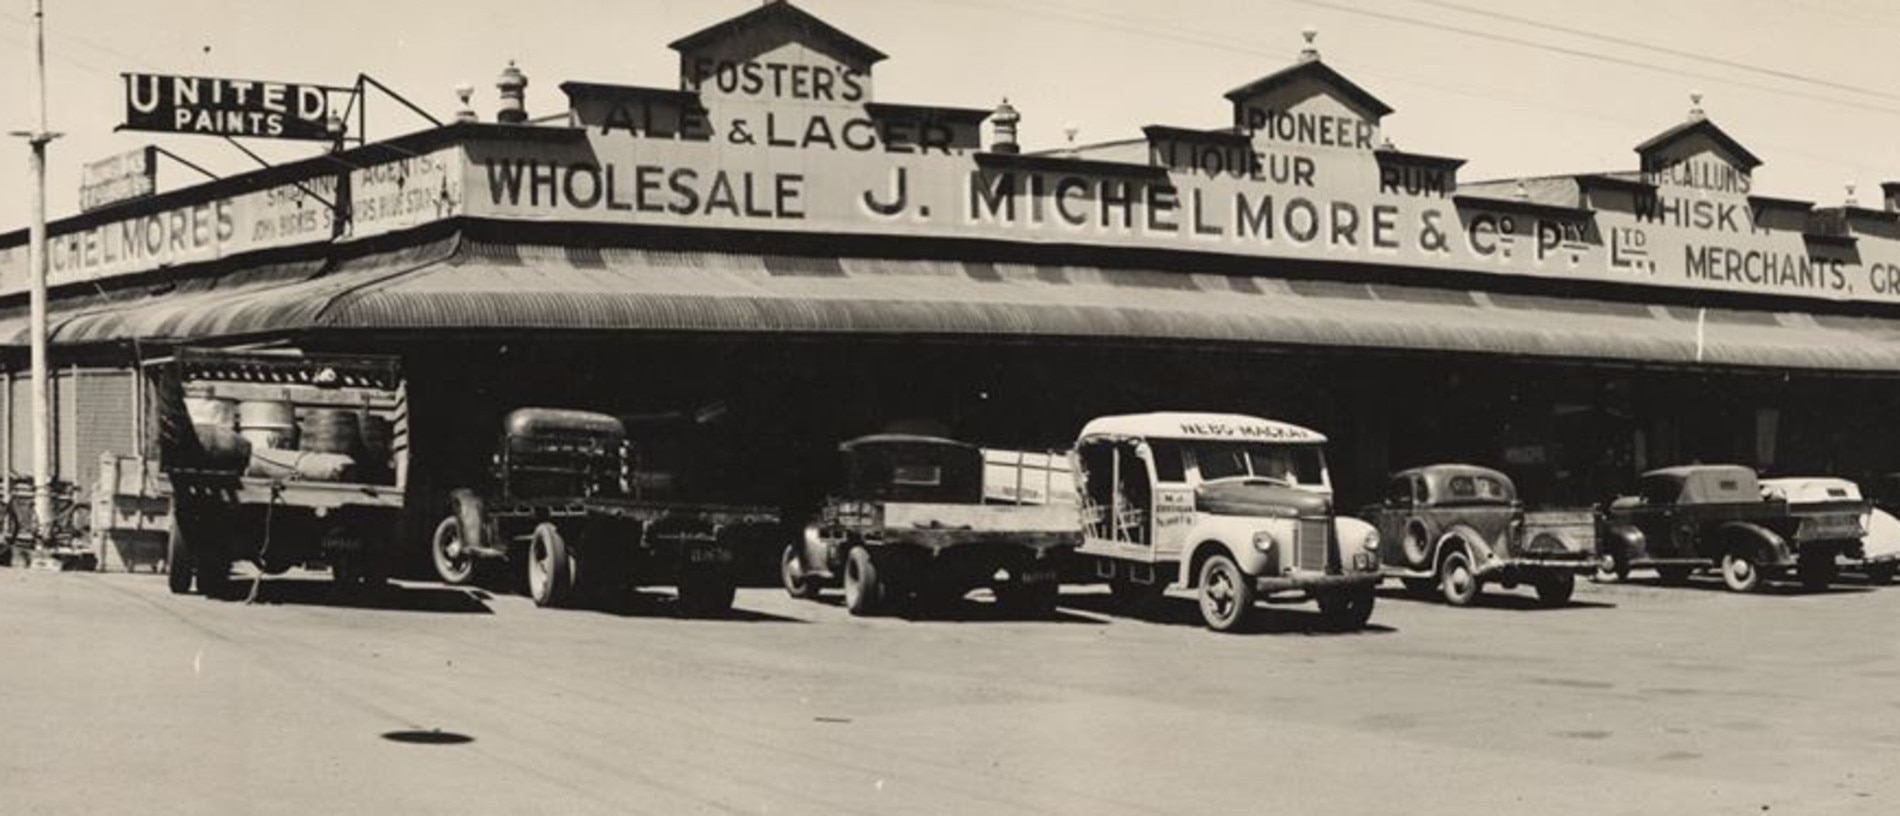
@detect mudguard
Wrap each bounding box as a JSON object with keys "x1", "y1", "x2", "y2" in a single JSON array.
[
  {"x1": 1719, "y1": 520, "x2": 1792, "y2": 566},
  {"x1": 1434, "y1": 523, "x2": 1495, "y2": 567},
  {"x1": 1601, "y1": 523, "x2": 1646, "y2": 562},
  {"x1": 449, "y1": 488, "x2": 490, "y2": 555}
]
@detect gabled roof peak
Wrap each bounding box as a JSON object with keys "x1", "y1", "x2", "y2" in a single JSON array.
[{"x1": 668, "y1": 0, "x2": 888, "y2": 65}]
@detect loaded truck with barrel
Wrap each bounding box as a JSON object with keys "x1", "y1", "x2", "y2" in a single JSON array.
[
  {"x1": 1069, "y1": 412, "x2": 1383, "y2": 632},
  {"x1": 781, "y1": 435, "x2": 1080, "y2": 617},
  {"x1": 427, "y1": 408, "x2": 779, "y2": 614},
  {"x1": 158, "y1": 347, "x2": 408, "y2": 598}
]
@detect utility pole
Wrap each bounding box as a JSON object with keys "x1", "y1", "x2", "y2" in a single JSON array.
[{"x1": 11, "y1": 0, "x2": 61, "y2": 561}]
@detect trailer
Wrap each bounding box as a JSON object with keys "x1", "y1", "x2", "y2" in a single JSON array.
[{"x1": 157, "y1": 348, "x2": 409, "y2": 599}]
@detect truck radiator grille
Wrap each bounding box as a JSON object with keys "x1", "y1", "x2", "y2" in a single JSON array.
[{"x1": 1296, "y1": 518, "x2": 1331, "y2": 571}]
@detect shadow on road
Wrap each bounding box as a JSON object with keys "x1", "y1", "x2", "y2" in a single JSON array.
[
  {"x1": 583, "y1": 590, "x2": 811, "y2": 623},
  {"x1": 211, "y1": 575, "x2": 496, "y2": 614},
  {"x1": 779, "y1": 589, "x2": 1106, "y2": 624},
  {"x1": 1060, "y1": 591, "x2": 1398, "y2": 636},
  {"x1": 1374, "y1": 585, "x2": 1618, "y2": 612},
  {"x1": 1598, "y1": 576, "x2": 1879, "y2": 597}
]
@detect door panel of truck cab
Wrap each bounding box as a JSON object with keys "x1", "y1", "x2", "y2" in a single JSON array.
[{"x1": 1147, "y1": 440, "x2": 1190, "y2": 554}]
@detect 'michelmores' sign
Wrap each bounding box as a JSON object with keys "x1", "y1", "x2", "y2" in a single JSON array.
[{"x1": 121, "y1": 73, "x2": 345, "y2": 141}]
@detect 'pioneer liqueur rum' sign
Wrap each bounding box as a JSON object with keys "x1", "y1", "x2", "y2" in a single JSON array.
[{"x1": 121, "y1": 73, "x2": 348, "y2": 141}]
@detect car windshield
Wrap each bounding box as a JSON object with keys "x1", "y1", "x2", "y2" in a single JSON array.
[{"x1": 1189, "y1": 441, "x2": 1326, "y2": 487}]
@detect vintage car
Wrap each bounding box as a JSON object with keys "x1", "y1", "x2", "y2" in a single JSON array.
[
  {"x1": 1070, "y1": 412, "x2": 1382, "y2": 632},
  {"x1": 1762, "y1": 477, "x2": 1896, "y2": 586},
  {"x1": 1361, "y1": 464, "x2": 1600, "y2": 607},
  {"x1": 1601, "y1": 464, "x2": 1863, "y2": 592},
  {"x1": 783, "y1": 435, "x2": 1079, "y2": 616}
]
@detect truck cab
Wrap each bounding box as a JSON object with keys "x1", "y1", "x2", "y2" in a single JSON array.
[{"x1": 1071, "y1": 412, "x2": 1381, "y2": 632}]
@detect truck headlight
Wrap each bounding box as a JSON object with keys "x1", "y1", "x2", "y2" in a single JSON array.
[
  {"x1": 1360, "y1": 528, "x2": 1380, "y2": 552},
  {"x1": 1252, "y1": 530, "x2": 1276, "y2": 552}
]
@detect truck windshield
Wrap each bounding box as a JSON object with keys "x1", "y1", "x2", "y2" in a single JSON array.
[{"x1": 1189, "y1": 442, "x2": 1326, "y2": 487}]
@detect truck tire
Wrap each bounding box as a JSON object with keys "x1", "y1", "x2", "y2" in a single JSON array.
[
  {"x1": 1535, "y1": 573, "x2": 1576, "y2": 607},
  {"x1": 431, "y1": 515, "x2": 476, "y2": 585},
  {"x1": 527, "y1": 523, "x2": 572, "y2": 608},
  {"x1": 1721, "y1": 551, "x2": 1762, "y2": 593},
  {"x1": 1196, "y1": 554, "x2": 1254, "y2": 632},
  {"x1": 1797, "y1": 554, "x2": 1838, "y2": 592},
  {"x1": 166, "y1": 516, "x2": 194, "y2": 595},
  {"x1": 843, "y1": 546, "x2": 887, "y2": 616},
  {"x1": 1438, "y1": 550, "x2": 1480, "y2": 606},
  {"x1": 781, "y1": 543, "x2": 821, "y2": 600},
  {"x1": 678, "y1": 567, "x2": 736, "y2": 618},
  {"x1": 995, "y1": 579, "x2": 1059, "y2": 618},
  {"x1": 196, "y1": 542, "x2": 232, "y2": 600},
  {"x1": 1317, "y1": 584, "x2": 1376, "y2": 630}
]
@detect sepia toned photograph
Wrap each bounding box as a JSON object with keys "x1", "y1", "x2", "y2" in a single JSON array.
[{"x1": 3, "y1": 1, "x2": 1899, "y2": 813}]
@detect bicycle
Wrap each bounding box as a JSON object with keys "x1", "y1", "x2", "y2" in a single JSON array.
[{"x1": 2, "y1": 476, "x2": 93, "y2": 568}]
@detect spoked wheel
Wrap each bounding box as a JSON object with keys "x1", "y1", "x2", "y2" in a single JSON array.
[
  {"x1": 781, "y1": 543, "x2": 821, "y2": 600},
  {"x1": 1196, "y1": 554, "x2": 1254, "y2": 632},
  {"x1": 1438, "y1": 550, "x2": 1480, "y2": 607},
  {"x1": 842, "y1": 546, "x2": 887, "y2": 616},
  {"x1": 1721, "y1": 551, "x2": 1762, "y2": 593},
  {"x1": 1535, "y1": 573, "x2": 1577, "y2": 608},
  {"x1": 526, "y1": 523, "x2": 573, "y2": 608},
  {"x1": 431, "y1": 515, "x2": 476, "y2": 585},
  {"x1": 1317, "y1": 584, "x2": 1377, "y2": 630}
]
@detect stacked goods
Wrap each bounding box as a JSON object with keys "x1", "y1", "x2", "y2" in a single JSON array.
[
  {"x1": 183, "y1": 396, "x2": 251, "y2": 470},
  {"x1": 300, "y1": 409, "x2": 361, "y2": 455},
  {"x1": 236, "y1": 399, "x2": 298, "y2": 451}
]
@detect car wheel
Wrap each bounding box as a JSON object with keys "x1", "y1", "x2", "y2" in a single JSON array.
[
  {"x1": 1796, "y1": 555, "x2": 1838, "y2": 592},
  {"x1": 1438, "y1": 550, "x2": 1480, "y2": 606},
  {"x1": 1721, "y1": 551, "x2": 1761, "y2": 593},
  {"x1": 1196, "y1": 554, "x2": 1254, "y2": 632},
  {"x1": 1866, "y1": 561, "x2": 1898, "y2": 586},
  {"x1": 526, "y1": 523, "x2": 572, "y2": 608},
  {"x1": 1535, "y1": 573, "x2": 1576, "y2": 607},
  {"x1": 843, "y1": 546, "x2": 886, "y2": 616},
  {"x1": 1656, "y1": 565, "x2": 1693, "y2": 586},
  {"x1": 1401, "y1": 522, "x2": 1431, "y2": 569},
  {"x1": 431, "y1": 515, "x2": 476, "y2": 585},
  {"x1": 781, "y1": 543, "x2": 822, "y2": 600},
  {"x1": 1317, "y1": 584, "x2": 1376, "y2": 630}
]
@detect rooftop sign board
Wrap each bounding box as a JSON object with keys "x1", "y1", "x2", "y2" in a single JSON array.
[
  {"x1": 121, "y1": 73, "x2": 348, "y2": 141},
  {"x1": 78, "y1": 146, "x2": 156, "y2": 212}
]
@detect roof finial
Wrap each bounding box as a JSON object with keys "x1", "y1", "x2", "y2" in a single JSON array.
[
  {"x1": 1688, "y1": 90, "x2": 1706, "y2": 122},
  {"x1": 990, "y1": 97, "x2": 1021, "y2": 155},
  {"x1": 1300, "y1": 26, "x2": 1321, "y2": 62},
  {"x1": 1846, "y1": 182, "x2": 1858, "y2": 207},
  {"x1": 1514, "y1": 178, "x2": 1530, "y2": 199}
]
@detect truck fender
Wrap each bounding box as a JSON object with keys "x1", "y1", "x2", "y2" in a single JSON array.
[
  {"x1": 800, "y1": 522, "x2": 839, "y2": 575},
  {"x1": 448, "y1": 488, "x2": 488, "y2": 554},
  {"x1": 1434, "y1": 524, "x2": 1491, "y2": 570},
  {"x1": 1719, "y1": 521, "x2": 1790, "y2": 566},
  {"x1": 1601, "y1": 523, "x2": 1645, "y2": 562},
  {"x1": 1182, "y1": 539, "x2": 1241, "y2": 589}
]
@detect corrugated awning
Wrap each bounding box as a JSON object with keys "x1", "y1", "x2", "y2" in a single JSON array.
[{"x1": 12, "y1": 237, "x2": 1900, "y2": 372}]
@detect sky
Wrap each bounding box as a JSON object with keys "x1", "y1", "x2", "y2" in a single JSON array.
[{"x1": 4, "y1": 0, "x2": 1900, "y2": 230}]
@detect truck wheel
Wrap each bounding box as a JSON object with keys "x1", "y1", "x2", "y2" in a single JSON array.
[
  {"x1": 1721, "y1": 551, "x2": 1762, "y2": 593},
  {"x1": 196, "y1": 543, "x2": 232, "y2": 601},
  {"x1": 996, "y1": 579, "x2": 1059, "y2": 618},
  {"x1": 843, "y1": 546, "x2": 887, "y2": 616},
  {"x1": 431, "y1": 515, "x2": 476, "y2": 585},
  {"x1": 1317, "y1": 585, "x2": 1376, "y2": 630},
  {"x1": 1867, "y1": 561, "x2": 1898, "y2": 585},
  {"x1": 165, "y1": 513, "x2": 194, "y2": 594},
  {"x1": 1438, "y1": 550, "x2": 1480, "y2": 606},
  {"x1": 527, "y1": 523, "x2": 572, "y2": 608},
  {"x1": 678, "y1": 566, "x2": 737, "y2": 618},
  {"x1": 1535, "y1": 573, "x2": 1577, "y2": 607},
  {"x1": 1797, "y1": 555, "x2": 1838, "y2": 592},
  {"x1": 781, "y1": 543, "x2": 821, "y2": 600},
  {"x1": 1655, "y1": 565, "x2": 1693, "y2": 586},
  {"x1": 1196, "y1": 554, "x2": 1254, "y2": 632}
]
